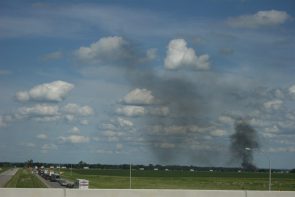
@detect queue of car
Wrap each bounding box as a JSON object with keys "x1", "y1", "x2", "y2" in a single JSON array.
[
  {"x1": 37, "y1": 168, "x2": 74, "y2": 188},
  {"x1": 36, "y1": 167, "x2": 89, "y2": 189}
]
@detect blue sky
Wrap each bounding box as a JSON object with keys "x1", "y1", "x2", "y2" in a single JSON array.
[{"x1": 0, "y1": 0, "x2": 295, "y2": 169}]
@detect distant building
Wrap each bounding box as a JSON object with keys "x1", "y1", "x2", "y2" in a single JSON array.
[
  {"x1": 83, "y1": 166, "x2": 89, "y2": 169},
  {"x1": 154, "y1": 168, "x2": 159, "y2": 171},
  {"x1": 165, "y1": 168, "x2": 169, "y2": 171},
  {"x1": 50, "y1": 166, "x2": 54, "y2": 169},
  {"x1": 139, "y1": 168, "x2": 144, "y2": 171},
  {"x1": 190, "y1": 169, "x2": 194, "y2": 172}
]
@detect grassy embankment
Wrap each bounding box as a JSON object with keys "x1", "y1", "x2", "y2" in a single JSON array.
[
  {"x1": 5, "y1": 168, "x2": 46, "y2": 188},
  {"x1": 60, "y1": 169, "x2": 295, "y2": 190},
  {"x1": 0, "y1": 167, "x2": 9, "y2": 174}
]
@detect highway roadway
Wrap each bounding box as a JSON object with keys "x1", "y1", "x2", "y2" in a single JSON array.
[
  {"x1": 0, "y1": 168, "x2": 66, "y2": 188},
  {"x1": 0, "y1": 168, "x2": 19, "y2": 187},
  {"x1": 35, "y1": 173, "x2": 65, "y2": 188}
]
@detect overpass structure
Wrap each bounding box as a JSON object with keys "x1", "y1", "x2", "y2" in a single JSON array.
[{"x1": 0, "y1": 188, "x2": 294, "y2": 197}]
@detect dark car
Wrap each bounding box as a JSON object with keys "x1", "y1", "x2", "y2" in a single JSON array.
[
  {"x1": 66, "y1": 182, "x2": 74, "y2": 188},
  {"x1": 50, "y1": 174, "x2": 60, "y2": 182},
  {"x1": 58, "y1": 179, "x2": 68, "y2": 186},
  {"x1": 43, "y1": 174, "x2": 50, "y2": 180}
]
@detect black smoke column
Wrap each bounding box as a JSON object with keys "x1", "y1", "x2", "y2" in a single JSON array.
[{"x1": 230, "y1": 119, "x2": 259, "y2": 170}]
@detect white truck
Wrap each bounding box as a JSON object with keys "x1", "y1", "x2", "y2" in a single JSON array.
[{"x1": 74, "y1": 179, "x2": 89, "y2": 189}]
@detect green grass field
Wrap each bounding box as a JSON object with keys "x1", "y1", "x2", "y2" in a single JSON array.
[
  {"x1": 60, "y1": 169, "x2": 295, "y2": 190},
  {"x1": 5, "y1": 168, "x2": 46, "y2": 188}
]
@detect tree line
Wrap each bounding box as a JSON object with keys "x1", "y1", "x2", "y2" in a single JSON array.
[{"x1": 0, "y1": 161, "x2": 293, "y2": 173}]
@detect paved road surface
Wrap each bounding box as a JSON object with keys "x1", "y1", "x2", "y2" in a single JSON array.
[
  {"x1": 35, "y1": 173, "x2": 65, "y2": 188},
  {"x1": 0, "y1": 168, "x2": 19, "y2": 187}
]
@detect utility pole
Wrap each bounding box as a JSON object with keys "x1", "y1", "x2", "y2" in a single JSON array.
[
  {"x1": 269, "y1": 159, "x2": 271, "y2": 191},
  {"x1": 129, "y1": 163, "x2": 132, "y2": 189}
]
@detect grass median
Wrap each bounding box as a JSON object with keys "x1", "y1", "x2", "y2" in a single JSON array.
[{"x1": 5, "y1": 168, "x2": 46, "y2": 188}]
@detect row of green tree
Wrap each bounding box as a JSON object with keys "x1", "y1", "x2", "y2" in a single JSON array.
[{"x1": 0, "y1": 160, "x2": 294, "y2": 173}]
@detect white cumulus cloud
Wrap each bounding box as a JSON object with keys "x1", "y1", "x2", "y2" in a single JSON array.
[
  {"x1": 0, "y1": 116, "x2": 8, "y2": 128},
  {"x1": 264, "y1": 125, "x2": 279, "y2": 133},
  {"x1": 59, "y1": 135, "x2": 90, "y2": 143},
  {"x1": 75, "y1": 36, "x2": 131, "y2": 63},
  {"x1": 151, "y1": 125, "x2": 184, "y2": 135},
  {"x1": 117, "y1": 117, "x2": 133, "y2": 128},
  {"x1": 17, "y1": 104, "x2": 59, "y2": 118},
  {"x1": 263, "y1": 99, "x2": 283, "y2": 110},
  {"x1": 164, "y1": 38, "x2": 210, "y2": 70},
  {"x1": 116, "y1": 106, "x2": 145, "y2": 117},
  {"x1": 210, "y1": 129, "x2": 227, "y2": 137},
  {"x1": 41, "y1": 144, "x2": 58, "y2": 152},
  {"x1": 227, "y1": 10, "x2": 290, "y2": 28},
  {"x1": 103, "y1": 130, "x2": 124, "y2": 142},
  {"x1": 69, "y1": 126, "x2": 80, "y2": 133},
  {"x1": 145, "y1": 48, "x2": 157, "y2": 60},
  {"x1": 269, "y1": 147, "x2": 295, "y2": 153},
  {"x1": 288, "y1": 84, "x2": 295, "y2": 98},
  {"x1": 116, "y1": 143, "x2": 123, "y2": 151},
  {"x1": 16, "y1": 80, "x2": 74, "y2": 102},
  {"x1": 218, "y1": 115, "x2": 234, "y2": 125},
  {"x1": 2, "y1": 104, "x2": 62, "y2": 126},
  {"x1": 123, "y1": 88, "x2": 154, "y2": 105},
  {"x1": 36, "y1": 134, "x2": 48, "y2": 139},
  {"x1": 274, "y1": 89, "x2": 284, "y2": 99},
  {"x1": 62, "y1": 103, "x2": 94, "y2": 116},
  {"x1": 80, "y1": 119, "x2": 89, "y2": 125}
]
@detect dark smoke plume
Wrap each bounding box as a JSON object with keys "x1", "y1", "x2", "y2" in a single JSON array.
[
  {"x1": 230, "y1": 119, "x2": 259, "y2": 170},
  {"x1": 108, "y1": 41, "x2": 208, "y2": 162},
  {"x1": 94, "y1": 37, "x2": 258, "y2": 165},
  {"x1": 126, "y1": 63, "x2": 205, "y2": 162}
]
